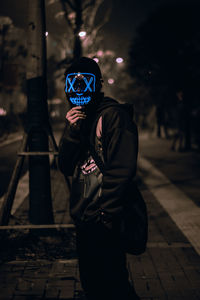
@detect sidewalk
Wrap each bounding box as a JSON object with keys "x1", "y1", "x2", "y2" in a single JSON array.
[
  {"x1": 0, "y1": 131, "x2": 23, "y2": 148},
  {"x1": 138, "y1": 130, "x2": 200, "y2": 207},
  {"x1": 0, "y1": 130, "x2": 200, "y2": 299}
]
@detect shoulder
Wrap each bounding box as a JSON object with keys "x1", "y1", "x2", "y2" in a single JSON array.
[{"x1": 102, "y1": 104, "x2": 137, "y2": 134}]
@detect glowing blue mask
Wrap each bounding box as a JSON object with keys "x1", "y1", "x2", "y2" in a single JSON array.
[{"x1": 65, "y1": 72, "x2": 96, "y2": 106}]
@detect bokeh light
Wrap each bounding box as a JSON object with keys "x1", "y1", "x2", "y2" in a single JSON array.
[
  {"x1": 108, "y1": 78, "x2": 115, "y2": 84},
  {"x1": 93, "y1": 58, "x2": 99, "y2": 63},
  {"x1": 116, "y1": 57, "x2": 124, "y2": 64},
  {"x1": 79, "y1": 31, "x2": 86, "y2": 37},
  {"x1": 97, "y1": 50, "x2": 104, "y2": 57}
]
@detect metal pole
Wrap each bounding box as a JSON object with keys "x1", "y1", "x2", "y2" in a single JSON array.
[{"x1": 26, "y1": 0, "x2": 54, "y2": 224}]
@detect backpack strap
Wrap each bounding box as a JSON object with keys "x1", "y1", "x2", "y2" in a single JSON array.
[
  {"x1": 89, "y1": 139, "x2": 105, "y2": 175},
  {"x1": 89, "y1": 115, "x2": 105, "y2": 175}
]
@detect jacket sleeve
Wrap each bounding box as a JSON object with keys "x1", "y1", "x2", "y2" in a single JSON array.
[
  {"x1": 99, "y1": 107, "x2": 138, "y2": 221},
  {"x1": 58, "y1": 122, "x2": 82, "y2": 176}
]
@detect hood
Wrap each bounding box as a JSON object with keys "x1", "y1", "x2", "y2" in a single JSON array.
[
  {"x1": 96, "y1": 96, "x2": 119, "y2": 113},
  {"x1": 96, "y1": 96, "x2": 134, "y2": 119},
  {"x1": 65, "y1": 57, "x2": 102, "y2": 80}
]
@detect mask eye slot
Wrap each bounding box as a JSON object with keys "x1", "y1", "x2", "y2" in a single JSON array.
[
  {"x1": 65, "y1": 73, "x2": 96, "y2": 93},
  {"x1": 83, "y1": 77, "x2": 93, "y2": 92},
  {"x1": 67, "y1": 77, "x2": 76, "y2": 92}
]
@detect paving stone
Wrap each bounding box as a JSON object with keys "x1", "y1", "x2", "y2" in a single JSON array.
[
  {"x1": 45, "y1": 285, "x2": 60, "y2": 298},
  {"x1": 48, "y1": 261, "x2": 77, "y2": 283},
  {"x1": 10, "y1": 263, "x2": 26, "y2": 273},
  {"x1": 0, "y1": 284, "x2": 16, "y2": 298},
  {"x1": 148, "y1": 221, "x2": 166, "y2": 243},
  {"x1": 74, "y1": 280, "x2": 83, "y2": 293},
  {"x1": 184, "y1": 247, "x2": 200, "y2": 264},
  {"x1": 195, "y1": 289, "x2": 200, "y2": 299},
  {"x1": 27, "y1": 278, "x2": 46, "y2": 295},
  {"x1": 45, "y1": 287, "x2": 60, "y2": 299},
  {"x1": 159, "y1": 272, "x2": 183, "y2": 295},
  {"x1": 60, "y1": 264, "x2": 77, "y2": 278},
  {"x1": 13, "y1": 297, "x2": 29, "y2": 300},
  {"x1": 1, "y1": 140, "x2": 200, "y2": 300},
  {"x1": 183, "y1": 268, "x2": 200, "y2": 288},
  {"x1": 13, "y1": 297, "x2": 41, "y2": 300},
  {"x1": 154, "y1": 211, "x2": 189, "y2": 244},
  {"x1": 134, "y1": 277, "x2": 166, "y2": 298},
  {"x1": 172, "y1": 247, "x2": 200, "y2": 269},
  {"x1": 23, "y1": 263, "x2": 52, "y2": 279},
  {"x1": 180, "y1": 289, "x2": 200, "y2": 300},
  {"x1": 127, "y1": 255, "x2": 145, "y2": 279},
  {"x1": 159, "y1": 248, "x2": 183, "y2": 273},
  {"x1": 148, "y1": 248, "x2": 170, "y2": 273},
  {"x1": 46, "y1": 278, "x2": 75, "y2": 299},
  {"x1": 15, "y1": 278, "x2": 34, "y2": 295},
  {"x1": 0, "y1": 272, "x2": 18, "y2": 285},
  {"x1": 140, "y1": 251, "x2": 158, "y2": 278},
  {"x1": 0, "y1": 264, "x2": 13, "y2": 272},
  {"x1": 166, "y1": 290, "x2": 199, "y2": 300},
  {"x1": 2, "y1": 266, "x2": 25, "y2": 277},
  {"x1": 50, "y1": 261, "x2": 65, "y2": 275},
  {"x1": 59, "y1": 280, "x2": 74, "y2": 299}
]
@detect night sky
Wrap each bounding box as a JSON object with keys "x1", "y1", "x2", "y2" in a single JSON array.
[
  {"x1": 100, "y1": 0, "x2": 170, "y2": 58},
  {"x1": 0, "y1": 0, "x2": 176, "y2": 60}
]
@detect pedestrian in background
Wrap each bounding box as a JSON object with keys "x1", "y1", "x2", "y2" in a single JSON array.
[
  {"x1": 58, "y1": 57, "x2": 140, "y2": 300},
  {"x1": 171, "y1": 90, "x2": 185, "y2": 151}
]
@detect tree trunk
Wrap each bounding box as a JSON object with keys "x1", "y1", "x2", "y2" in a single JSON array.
[{"x1": 26, "y1": 0, "x2": 54, "y2": 224}]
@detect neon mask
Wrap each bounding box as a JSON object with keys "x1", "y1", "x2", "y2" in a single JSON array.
[{"x1": 65, "y1": 72, "x2": 96, "y2": 106}]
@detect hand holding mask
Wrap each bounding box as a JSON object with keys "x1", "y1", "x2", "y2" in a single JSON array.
[{"x1": 66, "y1": 106, "x2": 86, "y2": 132}]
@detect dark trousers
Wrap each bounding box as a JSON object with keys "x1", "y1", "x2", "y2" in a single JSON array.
[{"x1": 76, "y1": 222, "x2": 139, "y2": 300}]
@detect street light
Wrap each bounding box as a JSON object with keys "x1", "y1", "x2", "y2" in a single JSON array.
[
  {"x1": 79, "y1": 31, "x2": 86, "y2": 38},
  {"x1": 93, "y1": 57, "x2": 99, "y2": 63},
  {"x1": 0, "y1": 108, "x2": 7, "y2": 116},
  {"x1": 97, "y1": 50, "x2": 104, "y2": 57},
  {"x1": 45, "y1": 31, "x2": 48, "y2": 37},
  {"x1": 108, "y1": 78, "x2": 115, "y2": 84},
  {"x1": 116, "y1": 57, "x2": 124, "y2": 64}
]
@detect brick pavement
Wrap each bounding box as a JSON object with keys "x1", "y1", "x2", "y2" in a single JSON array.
[{"x1": 0, "y1": 131, "x2": 200, "y2": 299}]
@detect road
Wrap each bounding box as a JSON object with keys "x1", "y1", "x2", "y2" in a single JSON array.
[
  {"x1": 1, "y1": 129, "x2": 200, "y2": 299},
  {"x1": 0, "y1": 135, "x2": 27, "y2": 198},
  {"x1": 138, "y1": 131, "x2": 200, "y2": 255},
  {"x1": 0, "y1": 123, "x2": 63, "y2": 198},
  {"x1": 139, "y1": 132, "x2": 200, "y2": 207},
  {"x1": 0, "y1": 128, "x2": 200, "y2": 299},
  {"x1": 1, "y1": 128, "x2": 200, "y2": 253}
]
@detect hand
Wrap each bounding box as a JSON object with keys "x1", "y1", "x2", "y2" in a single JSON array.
[{"x1": 66, "y1": 106, "x2": 86, "y2": 130}]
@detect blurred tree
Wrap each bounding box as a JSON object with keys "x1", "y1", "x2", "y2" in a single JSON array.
[
  {"x1": 46, "y1": 0, "x2": 112, "y2": 87},
  {"x1": 0, "y1": 17, "x2": 27, "y2": 94},
  {"x1": 129, "y1": 1, "x2": 200, "y2": 94},
  {"x1": 0, "y1": 17, "x2": 27, "y2": 122},
  {"x1": 57, "y1": 0, "x2": 112, "y2": 59},
  {"x1": 128, "y1": 1, "x2": 200, "y2": 143}
]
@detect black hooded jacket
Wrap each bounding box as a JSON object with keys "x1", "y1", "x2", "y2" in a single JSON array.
[{"x1": 58, "y1": 96, "x2": 138, "y2": 226}]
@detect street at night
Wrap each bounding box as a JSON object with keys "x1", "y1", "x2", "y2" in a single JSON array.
[
  {"x1": 0, "y1": 128, "x2": 200, "y2": 299},
  {"x1": 1, "y1": 0, "x2": 200, "y2": 299},
  {"x1": 0, "y1": 135, "x2": 24, "y2": 198}
]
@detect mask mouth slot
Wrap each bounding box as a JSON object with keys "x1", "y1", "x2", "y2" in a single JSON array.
[{"x1": 69, "y1": 95, "x2": 92, "y2": 106}]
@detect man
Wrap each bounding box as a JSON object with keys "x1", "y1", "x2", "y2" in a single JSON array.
[{"x1": 58, "y1": 57, "x2": 139, "y2": 300}]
